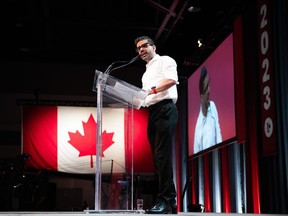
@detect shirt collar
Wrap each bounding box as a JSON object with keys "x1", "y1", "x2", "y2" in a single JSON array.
[{"x1": 146, "y1": 54, "x2": 160, "y2": 67}]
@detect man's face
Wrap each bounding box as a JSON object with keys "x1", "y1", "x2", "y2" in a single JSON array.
[
  {"x1": 136, "y1": 40, "x2": 155, "y2": 62},
  {"x1": 201, "y1": 75, "x2": 210, "y2": 109}
]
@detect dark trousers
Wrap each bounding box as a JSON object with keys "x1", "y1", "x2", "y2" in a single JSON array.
[{"x1": 147, "y1": 99, "x2": 178, "y2": 205}]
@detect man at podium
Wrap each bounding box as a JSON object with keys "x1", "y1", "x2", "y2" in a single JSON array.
[{"x1": 134, "y1": 36, "x2": 178, "y2": 214}]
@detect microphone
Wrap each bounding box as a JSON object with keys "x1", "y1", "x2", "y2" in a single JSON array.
[
  {"x1": 104, "y1": 55, "x2": 141, "y2": 74},
  {"x1": 130, "y1": 55, "x2": 141, "y2": 62}
]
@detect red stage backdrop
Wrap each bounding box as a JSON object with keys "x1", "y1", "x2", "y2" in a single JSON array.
[{"x1": 22, "y1": 105, "x2": 154, "y2": 174}]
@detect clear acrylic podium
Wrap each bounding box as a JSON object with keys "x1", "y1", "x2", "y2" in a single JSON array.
[{"x1": 87, "y1": 70, "x2": 148, "y2": 213}]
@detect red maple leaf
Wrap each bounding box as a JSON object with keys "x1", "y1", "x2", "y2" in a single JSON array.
[{"x1": 68, "y1": 114, "x2": 114, "y2": 168}]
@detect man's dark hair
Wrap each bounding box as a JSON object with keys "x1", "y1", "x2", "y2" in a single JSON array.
[
  {"x1": 199, "y1": 66, "x2": 208, "y2": 94},
  {"x1": 134, "y1": 36, "x2": 155, "y2": 46}
]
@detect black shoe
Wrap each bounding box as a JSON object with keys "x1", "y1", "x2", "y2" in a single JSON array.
[
  {"x1": 171, "y1": 204, "x2": 177, "y2": 214},
  {"x1": 145, "y1": 201, "x2": 172, "y2": 214}
]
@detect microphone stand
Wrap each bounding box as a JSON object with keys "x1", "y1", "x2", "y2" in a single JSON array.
[{"x1": 104, "y1": 55, "x2": 140, "y2": 75}]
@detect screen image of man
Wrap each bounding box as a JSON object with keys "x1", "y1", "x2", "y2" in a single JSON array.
[{"x1": 194, "y1": 66, "x2": 222, "y2": 154}]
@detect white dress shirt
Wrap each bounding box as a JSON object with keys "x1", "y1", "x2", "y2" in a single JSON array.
[{"x1": 141, "y1": 54, "x2": 178, "y2": 107}]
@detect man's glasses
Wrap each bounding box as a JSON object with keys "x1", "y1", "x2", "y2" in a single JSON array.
[{"x1": 136, "y1": 43, "x2": 151, "y2": 52}]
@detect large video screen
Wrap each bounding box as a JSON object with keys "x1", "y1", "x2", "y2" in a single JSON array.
[{"x1": 188, "y1": 33, "x2": 236, "y2": 156}]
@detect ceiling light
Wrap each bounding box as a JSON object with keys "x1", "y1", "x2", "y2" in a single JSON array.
[
  {"x1": 197, "y1": 39, "x2": 203, "y2": 47},
  {"x1": 187, "y1": 6, "x2": 201, "y2": 13}
]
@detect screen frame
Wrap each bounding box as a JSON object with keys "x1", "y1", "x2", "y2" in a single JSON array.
[{"x1": 187, "y1": 33, "x2": 236, "y2": 156}]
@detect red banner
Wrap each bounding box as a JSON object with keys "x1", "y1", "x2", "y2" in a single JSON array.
[{"x1": 257, "y1": 0, "x2": 277, "y2": 156}]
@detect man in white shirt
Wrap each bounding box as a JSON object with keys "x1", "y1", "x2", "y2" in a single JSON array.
[
  {"x1": 194, "y1": 66, "x2": 222, "y2": 154},
  {"x1": 134, "y1": 36, "x2": 178, "y2": 214}
]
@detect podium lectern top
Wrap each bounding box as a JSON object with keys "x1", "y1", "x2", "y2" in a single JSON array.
[{"x1": 93, "y1": 70, "x2": 148, "y2": 109}]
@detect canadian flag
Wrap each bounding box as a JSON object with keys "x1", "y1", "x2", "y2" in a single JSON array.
[{"x1": 22, "y1": 105, "x2": 154, "y2": 174}]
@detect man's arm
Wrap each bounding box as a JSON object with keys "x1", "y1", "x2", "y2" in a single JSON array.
[{"x1": 148, "y1": 78, "x2": 177, "y2": 95}]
